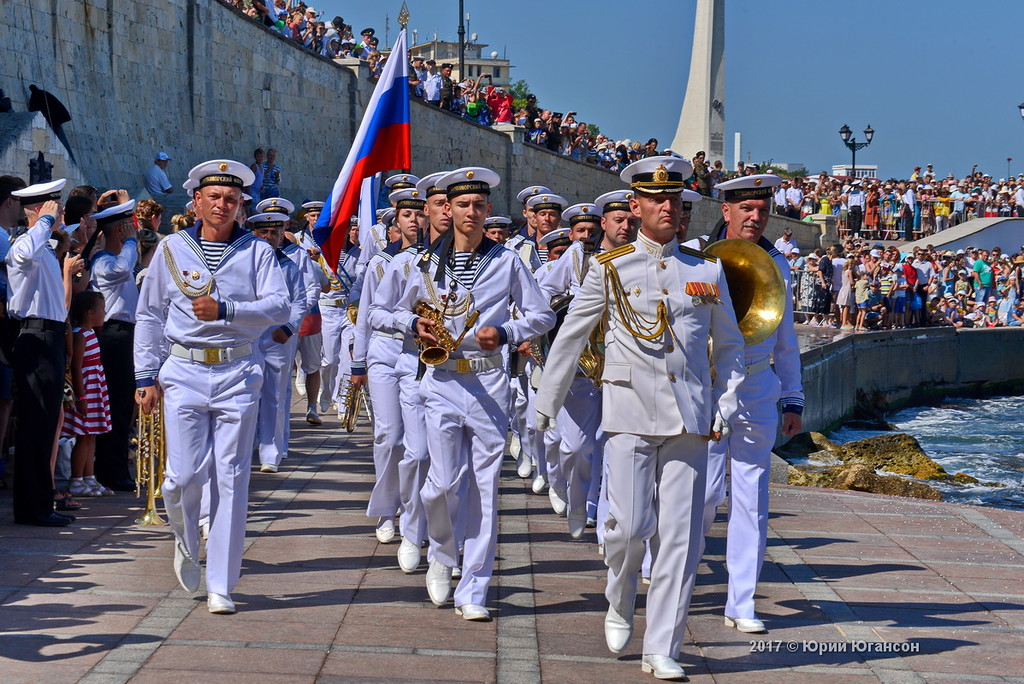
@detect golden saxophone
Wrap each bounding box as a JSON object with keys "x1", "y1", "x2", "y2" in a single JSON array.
[
  {"x1": 340, "y1": 380, "x2": 365, "y2": 433},
  {"x1": 413, "y1": 301, "x2": 480, "y2": 366},
  {"x1": 135, "y1": 398, "x2": 166, "y2": 526}
]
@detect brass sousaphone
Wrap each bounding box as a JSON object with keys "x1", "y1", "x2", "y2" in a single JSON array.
[{"x1": 704, "y1": 238, "x2": 786, "y2": 346}]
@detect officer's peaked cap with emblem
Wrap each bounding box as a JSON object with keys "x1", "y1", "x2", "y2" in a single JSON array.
[
  {"x1": 187, "y1": 159, "x2": 255, "y2": 190},
  {"x1": 378, "y1": 207, "x2": 396, "y2": 226},
  {"x1": 714, "y1": 174, "x2": 783, "y2": 202},
  {"x1": 437, "y1": 167, "x2": 501, "y2": 198},
  {"x1": 389, "y1": 187, "x2": 426, "y2": 210},
  {"x1": 255, "y1": 197, "x2": 295, "y2": 216},
  {"x1": 539, "y1": 227, "x2": 571, "y2": 248},
  {"x1": 301, "y1": 201, "x2": 324, "y2": 211},
  {"x1": 620, "y1": 155, "x2": 693, "y2": 194},
  {"x1": 516, "y1": 185, "x2": 552, "y2": 204},
  {"x1": 12, "y1": 179, "x2": 66, "y2": 205},
  {"x1": 525, "y1": 193, "x2": 568, "y2": 212},
  {"x1": 247, "y1": 212, "x2": 289, "y2": 229},
  {"x1": 416, "y1": 171, "x2": 449, "y2": 198},
  {"x1": 384, "y1": 173, "x2": 421, "y2": 190},
  {"x1": 182, "y1": 178, "x2": 199, "y2": 193},
  {"x1": 484, "y1": 215, "x2": 512, "y2": 226},
  {"x1": 562, "y1": 203, "x2": 600, "y2": 226},
  {"x1": 594, "y1": 189, "x2": 634, "y2": 214}
]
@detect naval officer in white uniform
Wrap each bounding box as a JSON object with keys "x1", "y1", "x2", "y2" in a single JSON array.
[
  {"x1": 536, "y1": 156, "x2": 745, "y2": 680},
  {"x1": 135, "y1": 160, "x2": 290, "y2": 614},
  {"x1": 700, "y1": 174, "x2": 804, "y2": 634}
]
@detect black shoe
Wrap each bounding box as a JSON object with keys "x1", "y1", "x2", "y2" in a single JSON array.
[
  {"x1": 107, "y1": 479, "x2": 137, "y2": 492},
  {"x1": 15, "y1": 513, "x2": 72, "y2": 527},
  {"x1": 53, "y1": 512, "x2": 76, "y2": 522}
]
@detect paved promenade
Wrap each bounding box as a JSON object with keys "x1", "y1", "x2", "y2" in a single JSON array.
[{"x1": 2, "y1": 400, "x2": 1023, "y2": 683}]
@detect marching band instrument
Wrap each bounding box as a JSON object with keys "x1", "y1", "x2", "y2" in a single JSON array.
[
  {"x1": 413, "y1": 301, "x2": 481, "y2": 366},
  {"x1": 135, "y1": 399, "x2": 166, "y2": 526},
  {"x1": 341, "y1": 379, "x2": 365, "y2": 433},
  {"x1": 704, "y1": 238, "x2": 786, "y2": 346}
]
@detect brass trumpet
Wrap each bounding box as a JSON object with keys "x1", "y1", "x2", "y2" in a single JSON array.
[
  {"x1": 135, "y1": 399, "x2": 166, "y2": 526},
  {"x1": 414, "y1": 301, "x2": 480, "y2": 366}
]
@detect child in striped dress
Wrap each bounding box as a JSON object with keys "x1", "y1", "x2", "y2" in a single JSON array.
[{"x1": 65, "y1": 291, "x2": 113, "y2": 497}]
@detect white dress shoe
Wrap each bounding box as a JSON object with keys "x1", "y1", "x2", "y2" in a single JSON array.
[
  {"x1": 508, "y1": 433, "x2": 521, "y2": 459},
  {"x1": 295, "y1": 373, "x2": 307, "y2": 397},
  {"x1": 375, "y1": 517, "x2": 396, "y2": 543},
  {"x1": 515, "y1": 451, "x2": 532, "y2": 478},
  {"x1": 641, "y1": 654, "x2": 684, "y2": 680},
  {"x1": 425, "y1": 560, "x2": 453, "y2": 606},
  {"x1": 207, "y1": 593, "x2": 236, "y2": 614},
  {"x1": 397, "y1": 538, "x2": 421, "y2": 573},
  {"x1": 173, "y1": 542, "x2": 201, "y2": 593},
  {"x1": 597, "y1": 542, "x2": 605, "y2": 557},
  {"x1": 586, "y1": 517, "x2": 597, "y2": 528},
  {"x1": 260, "y1": 463, "x2": 278, "y2": 473},
  {"x1": 548, "y1": 488, "x2": 567, "y2": 516},
  {"x1": 200, "y1": 522, "x2": 210, "y2": 540},
  {"x1": 604, "y1": 606, "x2": 633, "y2": 653},
  {"x1": 567, "y1": 507, "x2": 587, "y2": 539},
  {"x1": 531, "y1": 470, "x2": 547, "y2": 494},
  {"x1": 452, "y1": 565, "x2": 462, "y2": 579},
  {"x1": 455, "y1": 604, "x2": 491, "y2": 621},
  {"x1": 724, "y1": 615, "x2": 766, "y2": 633}
]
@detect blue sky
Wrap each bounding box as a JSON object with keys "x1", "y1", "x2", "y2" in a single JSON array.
[{"x1": 317, "y1": 0, "x2": 1024, "y2": 180}]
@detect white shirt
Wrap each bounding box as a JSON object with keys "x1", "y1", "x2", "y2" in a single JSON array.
[
  {"x1": 422, "y1": 71, "x2": 443, "y2": 101},
  {"x1": 91, "y1": 238, "x2": 140, "y2": 323},
  {"x1": 786, "y1": 187, "x2": 803, "y2": 208},
  {"x1": 282, "y1": 241, "x2": 325, "y2": 314},
  {"x1": 6, "y1": 215, "x2": 67, "y2": 322},
  {"x1": 773, "y1": 236, "x2": 796, "y2": 255}
]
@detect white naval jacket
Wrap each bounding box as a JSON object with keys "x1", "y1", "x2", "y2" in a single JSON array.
[
  {"x1": 536, "y1": 232, "x2": 745, "y2": 438},
  {"x1": 91, "y1": 238, "x2": 140, "y2": 324},
  {"x1": 134, "y1": 223, "x2": 291, "y2": 386}
]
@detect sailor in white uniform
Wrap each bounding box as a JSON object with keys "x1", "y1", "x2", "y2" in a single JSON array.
[
  {"x1": 698, "y1": 174, "x2": 804, "y2": 634},
  {"x1": 505, "y1": 184, "x2": 550, "y2": 271},
  {"x1": 358, "y1": 174, "x2": 420, "y2": 271},
  {"x1": 318, "y1": 217, "x2": 363, "y2": 414},
  {"x1": 536, "y1": 156, "x2": 745, "y2": 680},
  {"x1": 351, "y1": 187, "x2": 428, "y2": 547},
  {"x1": 249, "y1": 211, "x2": 308, "y2": 473},
  {"x1": 291, "y1": 201, "x2": 331, "y2": 418},
  {"x1": 135, "y1": 160, "x2": 290, "y2": 614},
  {"x1": 392, "y1": 167, "x2": 554, "y2": 621}
]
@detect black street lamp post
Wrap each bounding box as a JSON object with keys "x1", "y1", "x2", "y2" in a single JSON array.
[{"x1": 839, "y1": 124, "x2": 874, "y2": 179}]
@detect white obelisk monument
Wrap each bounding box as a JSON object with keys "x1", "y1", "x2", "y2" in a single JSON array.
[{"x1": 670, "y1": 0, "x2": 725, "y2": 161}]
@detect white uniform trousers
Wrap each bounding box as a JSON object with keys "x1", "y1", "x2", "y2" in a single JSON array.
[
  {"x1": 556, "y1": 377, "x2": 601, "y2": 517},
  {"x1": 257, "y1": 335, "x2": 299, "y2": 468},
  {"x1": 587, "y1": 429, "x2": 605, "y2": 519},
  {"x1": 420, "y1": 366, "x2": 509, "y2": 607},
  {"x1": 160, "y1": 354, "x2": 263, "y2": 596},
  {"x1": 395, "y1": 352, "x2": 429, "y2": 545},
  {"x1": 525, "y1": 370, "x2": 564, "y2": 488},
  {"x1": 703, "y1": 368, "x2": 781, "y2": 619},
  {"x1": 604, "y1": 431, "x2": 707, "y2": 659},
  {"x1": 320, "y1": 306, "x2": 352, "y2": 405},
  {"x1": 296, "y1": 332, "x2": 322, "y2": 374},
  {"x1": 511, "y1": 374, "x2": 533, "y2": 463},
  {"x1": 365, "y1": 337, "x2": 404, "y2": 519}
]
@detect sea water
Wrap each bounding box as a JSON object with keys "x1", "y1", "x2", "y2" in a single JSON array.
[{"x1": 829, "y1": 395, "x2": 1024, "y2": 511}]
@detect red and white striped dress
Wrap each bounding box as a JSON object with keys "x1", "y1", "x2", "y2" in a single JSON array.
[{"x1": 62, "y1": 328, "x2": 112, "y2": 436}]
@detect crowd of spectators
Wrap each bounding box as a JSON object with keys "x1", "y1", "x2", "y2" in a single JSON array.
[{"x1": 777, "y1": 233, "x2": 1024, "y2": 332}]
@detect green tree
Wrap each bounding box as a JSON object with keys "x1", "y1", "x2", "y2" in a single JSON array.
[
  {"x1": 586, "y1": 123, "x2": 601, "y2": 138},
  {"x1": 509, "y1": 78, "x2": 533, "y2": 111}
]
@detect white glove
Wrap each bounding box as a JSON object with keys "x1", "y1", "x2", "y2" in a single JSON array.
[
  {"x1": 711, "y1": 412, "x2": 731, "y2": 441},
  {"x1": 536, "y1": 411, "x2": 558, "y2": 432}
]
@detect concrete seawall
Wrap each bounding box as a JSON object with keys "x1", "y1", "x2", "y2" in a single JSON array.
[{"x1": 799, "y1": 327, "x2": 1024, "y2": 434}]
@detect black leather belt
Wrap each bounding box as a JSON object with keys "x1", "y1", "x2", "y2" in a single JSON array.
[
  {"x1": 19, "y1": 317, "x2": 65, "y2": 334},
  {"x1": 103, "y1": 319, "x2": 135, "y2": 331}
]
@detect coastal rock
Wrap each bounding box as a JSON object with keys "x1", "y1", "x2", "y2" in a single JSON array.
[
  {"x1": 831, "y1": 464, "x2": 942, "y2": 500},
  {"x1": 774, "y1": 432, "x2": 841, "y2": 461},
  {"x1": 837, "y1": 433, "x2": 948, "y2": 480}
]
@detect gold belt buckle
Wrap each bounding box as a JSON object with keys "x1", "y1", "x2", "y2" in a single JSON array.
[
  {"x1": 203, "y1": 348, "x2": 222, "y2": 364},
  {"x1": 456, "y1": 358, "x2": 472, "y2": 373}
]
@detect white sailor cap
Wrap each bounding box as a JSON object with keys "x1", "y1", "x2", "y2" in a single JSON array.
[
  {"x1": 714, "y1": 174, "x2": 783, "y2": 202},
  {"x1": 242, "y1": 193, "x2": 252, "y2": 203},
  {"x1": 516, "y1": 185, "x2": 551, "y2": 204},
  {"x1": 620, "y1": 156, "x2": 693, "y2": 194},
  {"x1": 301, "y1": 201, "x2": 325, "y2": 211},
  {"x1": 416, "y1": 171, "x2": 449, "y2": 198},
  {"x1": 378, "y1": 207, "x2": 396, "y2": 226},
  {"x1": 92, "y1": 200, "x2": 137, "y2": 228},
  {"x1": 525, "y1": 193, "x2": 568, "y2": 212},
  {"x1": 436, "y1": 167, "x2": 501, "y2": 197},
  {"x1": 187, "y1": 159, "x2": 255, "y2": 190},
  {"x1": 247, "y1": 212, "x2": 289, "y2": 229},
  {"x1": 12, "y1": 178, "x2": 66, "y2": 205},
  {"x1": 595, "y1": 189, "x2": 634, "y2": 213},
  {"x1": 562, "y1": 203, "x2": 600, "y2": 226},
  {"x1": 384, "y1": 173, "x2": 421, "y2": 190},
  {"x1": 484, "y1": 216, "x2": 512, "y2": 227},
  {"x1": 255, "y1": 197, "x2": 295, "y2": 216},
  {"x1": 679, "y1": 189, "x2": 702, "y2": 210},
  {"x1": 389, "y1": 187, "x2": 426, "y2": 210},
  {"x1": 182, "y1": 178, "x2": 199, "y2": 193},
  {"x1": 539, "y1": 227, "x2": 571, "y2": 248},
  {"x1": 185, "y1": 200, "x2": 195, "y2": 213}
]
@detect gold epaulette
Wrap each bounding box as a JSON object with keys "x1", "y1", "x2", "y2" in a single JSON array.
[
  {"x1": 678, "y1": 245, "x2": 718, "y2": 263},
  {"x1": 596, "y1": 243, "x2": 635, "y2": 264}
]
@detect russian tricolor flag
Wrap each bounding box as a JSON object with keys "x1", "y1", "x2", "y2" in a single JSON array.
[{"x1": 314, "y1": 28, "x2": 411, "y2": 270}]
